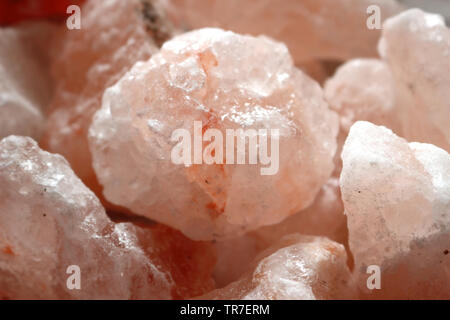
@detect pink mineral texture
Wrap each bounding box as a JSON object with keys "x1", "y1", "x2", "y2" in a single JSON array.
[
  {"x1": 41, "y1": 0, "x2": 174, "y2": 194},
  {"x1": 340, "y1": 121, "x2": 450, "y2": 299},
  {"x1": 324, "y1": 58, "x2": 400, "y2": 174},
  {"x1": 199, "y1": 235, "x2": 354, "y2": 300},
  {"x1": 379, "y1": 8, "x2": 450, "y2": 152},
  {"x1": 88, "y1": 28, "x2": 339, "y2": 240},
  {"x1": 325, "y1": 59, "x2": 398, "y2": 135},
  {"x1": 0, "y1": 22, "x2": 55, "y2": 140},
  {"x1": 325, "y1": 9, "x2": 450, "y2": 156},
  {"x1": 166, "y1": 0, "x2": 402, "y2": 64},
  {"x1": 213, "y1": 178, "x2": 348, "y2": 287},
  {"x1": 0, "y1": 136, "x2": 215, "y2": 299}
]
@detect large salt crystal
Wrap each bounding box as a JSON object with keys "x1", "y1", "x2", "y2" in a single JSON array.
[
  {"x1": 0, "y1": 136, "x2": 215, "y2": 299},
  {"x1": 199, "y1": 235, "x2": 354, "y2": 300},
  {"x1": 379, "y1": 9, "x2": 450, "y2": 152},
  {"x1": 0, "y1": 22, "x2": 55, "y2": 140},
  {"x1": 213, "y1": 178, "x2": 347, "y2": 287},
  {"x1": 325, "y1": 59, "x2": 398, "y2": 134},
  {"x1": 341, "y1": 121, "x2": 450, "y2": 299},
  {"x1": 88, "y1": 28, "x2": 338, "y2": 240},
  {"x1": 166, "y1": 0, "x2": 402, "y2": 64},
  {"x1": 324, "y1": 58, "x2": 400, "y2": 175},
  {"x1": 41, "y1": 0, "x2": 174, "y2": 192}
]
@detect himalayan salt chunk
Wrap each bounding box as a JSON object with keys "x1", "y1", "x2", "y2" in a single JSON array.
[
  {"x1": 213, "y1": 178, "x2": 347, "y2": 287},
  {"x1": 379, "y1": 9, "x2": 450, "y2": 152},
  {"x1": 325, "y1": 59, "x2": 398, "y2": 134},
  {"x1": 0, "y1": 136, "x2": 215, "y2": 299},
  {"x1": 88, "y1": 28, "x2": 339, "y2": 240},
  {"x1": 0, "y1": 22, "x2": 55, "y2": 140},
  {"x1": 166, "y1": 0, "x2": 402, "y2": 64},
  {"x1": 324, "y1": 58, "x2": 400, "y2": 175},
  {"x1": 0, "y1": 78, "x2": 43, "y2": 140},
  {"x1": 341, "y1": 121, "x2": 450, "y2": 299},
  {"x1": 199, "y1": 235, "x2": 354, "y2": 300},
  {"x1": 41, "y1": 0, "x2": 174, "y2": 191},
  {"x1": 123, "y1": 223, "x2": 216, "y2": 299}
]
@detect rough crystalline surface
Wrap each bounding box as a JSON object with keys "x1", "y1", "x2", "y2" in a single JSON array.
[
  {"x1": 199, "y1": 235, "x2": 354, "y2": 299},
  {"x1": 324, "y1": 59, "x2": 398, "y2": 134},
  {"x1": 340, "y1": 121, "x2": 450, "y2": 299},
  {"x1": 0, "y1": 22, "x2": 55, "y2": 140},
  {"x1": 324, "y1": 58, "x2": 399, "y2": 175},
  {"x1": 41, "y1": 0, "x2": 174, "y2": 192},
  {"x1": 379, "y1": 9, "x2": 450, "y2": 152},
  {"x1": 213, "y1": 178, "x2": 347, "y2": 287},
  {"x1": 166, "y1": 0, "x2": 401, "y2": 64},
  {"x1": 88, "y1": 28, "x2": 339, "y2": 240},
  {"x1": 0, "y1": 136, "x2": 215, "y2": 299}
]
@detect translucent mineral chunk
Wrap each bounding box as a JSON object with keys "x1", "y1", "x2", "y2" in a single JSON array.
[
  {"x1": 213, "y1": 178, "x2": 347, "y2": 287},
  {"x1": 166, "y1": 0, "x2": 402, "y2": 64},
  {"x1": 324, "y1": 58, "x2": 400, "y2": 175},
  {"x1": 0, "y1": 136, "x2": 214, "y2": 299},
  {"x1": 0, "y1": 22, "x2": 55, "y2": 140},
  {"x1": 199, "y1": 235, "x2": 354, "y2": 300},
  {"x1": 340, "y1": 121, "x2": 450, "y2": 299},
  {"x1": 41, "y1": 0, "x2": 174, "y2": 191},
  {"x1": 88, "y1": 28, "x2": 338, "y2": 240},
  {"x1": 324, "y1": 59, "x2": 398, "y2": 134},
  {"x1": 379, "y1": 8, "x2": 450, "y2": 152}
]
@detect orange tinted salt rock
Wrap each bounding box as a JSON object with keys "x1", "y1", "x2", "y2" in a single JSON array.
[
  {"x1": 379, "y1": 9, "x2": 450, "y2": 152},
  {"x1": 199, "y1": 235, "x2": 354, "y2": 300},
  {"x1": 41, "y1": 0, "x2": 174, "y2": 191},
  {"x1": 213, "y1": 178, "x2": 347, "y2": 287},
  {"x1": 0, "y1": 22, "x2": 56, "y2": 140},
  {"x1": 166, "y1": 0, "x2": 401, "y2": 64},
  {"x1": 341, "y1": 121, "x2": 450, "y2": 299},
  {"x1": 133, "y1": 223, "x2": 216, "y2": 299},
  {"x1": 0, "y1": 136, "x2": 214, "y2": 299},
  {"x1": 88, "y1": 28, "x2": 339, "y2": 240}
]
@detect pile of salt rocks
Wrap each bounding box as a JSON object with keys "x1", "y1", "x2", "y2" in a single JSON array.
[{"x1": 0, "y1": 0, "x2": 448, "y2": 299}]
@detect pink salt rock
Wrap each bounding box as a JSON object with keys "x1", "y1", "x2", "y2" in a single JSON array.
[
  {"x1": 0, "y1": 22, "x2": 55, "y2": 140},
  {"x1": 340, "y1": 121, "x2": 450, "y2": 299},
  {"x1": 379, "y1": 9, "x2": 450, "y2": 152},
  {"x1": 126, "y1": 223, "x2": 216, "y2": 299},
  {"x1": 199, "y1": 235, "x2": 354, "y2": 300},
  {"x1": 213, "y1": 178, "x2": 347, "y2": 287},
  {"x1": 0, "y1": 136, "x2": 215, "y2": 299},
  {"x1": 41, "y1": 0, "x2": 174, "y2": 192},
  {"x1": 166, "y1": 0, "x2": 402, "y2": 64},
  {"x1": 324, "y1": 59, "x2": 398, "y2": 134},
  {"x1": 324, "y1": 58, "x2": 400, "y2": 175},
  {"x1": 88, "y1": 28, "x2": 339, "y2": 240}
]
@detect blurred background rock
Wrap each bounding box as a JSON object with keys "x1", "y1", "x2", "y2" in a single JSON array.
[{"x1": 399, "y1": 0, "x2": 450, "y2": 24}]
